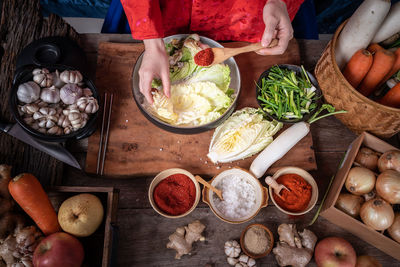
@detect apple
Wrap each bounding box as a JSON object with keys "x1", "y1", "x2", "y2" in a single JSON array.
[
  {"x1": 356, "y1": 255, "x2": 382, "y2": 267},
  {"x1": 314, "y1": 237, "x2": 356, "y2": 267},
  {"x1": 58, "y1": 193, "x2": 104, "y2": 237},
  {"x1": 33, "y1": 232, "x2": 84, "y2": 267}
]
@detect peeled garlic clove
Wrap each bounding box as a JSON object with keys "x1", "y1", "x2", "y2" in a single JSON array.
[
  {"x1": 17, "y1": 81, "x2": 40, "y2": 103},
  {"x1": 60, "y1": 70, "x2": 83, "y2": 84}
]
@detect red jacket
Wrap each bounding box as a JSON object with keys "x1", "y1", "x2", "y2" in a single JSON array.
[{"x1": 121, "y1": 0, "x2": 304, "y2": 42}]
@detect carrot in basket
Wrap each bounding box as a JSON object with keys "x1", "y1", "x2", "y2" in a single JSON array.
[
  {"x1": 8, "y1": 173, "x2": 61, "y2": 235},
  {"x1": 342, "y1": 49, "x2": 373, "y2": 88},
  {"x1": 367, "y1": 43, "x2": 384, "y2": 54},
  {"x1": 358, "y1": 49, "x2": 395, "y2": 96},
  {"x1": 378, "y1": 83, "x2": 400, "y2": 108},
  {"x1": 380, "y1": 47, "x2": 400, "y2": 84}
]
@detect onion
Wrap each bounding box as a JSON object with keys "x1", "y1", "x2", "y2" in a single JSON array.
[
  {"x1": 378, "y1": 150, "x2": 400, "y2": 173},
  {"x1": 345, "y1": 167, "x2": 376, "y2": 195},
  {"x1": 355, "y1": 147, "x2": 379, "y2": 170},
  {"x1": 335, "y1": 193, "x2": 364, "y2": 218},
  {"x1": 388, "y1": 213, "x2": 400, "y2": 243},
  {"x1": 363, "y1": 189, "x2": 376, "y2": 202},
  {"x1": 360, "y1": 198, "x2": 394, "y2": 231},
  {"x1": 356, "y1": 255, "x2": 382, "y2": 267},
  {"x1": 376, "y1": 170, "x2": 400, "y2": 204}
]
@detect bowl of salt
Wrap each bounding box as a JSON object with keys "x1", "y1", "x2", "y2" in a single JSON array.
[{"x1": 202, "y1": 167, "x2": 269, "y2": 224}]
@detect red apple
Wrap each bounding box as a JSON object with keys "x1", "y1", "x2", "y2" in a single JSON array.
[
  {"x1": 314, "y1": 237, "x2": 356, "y2": 267},
  {"x1": 33, "y1": 232, "x2": 84, "y2": 267},
  {"x1": 356, "y1": 255, "x2": 382, "y2": 267}
]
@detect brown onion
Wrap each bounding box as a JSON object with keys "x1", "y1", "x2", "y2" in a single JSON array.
[
  {"x1": 355, "y1": 147, "x2": 379, "y2": 171},
  {"x1": 388, "y1": 213, "x2": 400, "y2": 243},
  {"x1": 345, "y1": 167, "x2": 376, "y2": 195},
  {"x1": 376, "y1": 170, "x2": 400, "y2": 204},
  {"x1": 356, "y1": 255, "x2": 382, "y2": 267},
  {"x1": 363, "y1": 189, "x2": 376, "y2": 202},
  {"x1": 335, "y1": 193, "x2": 364, "y2": 218},
  {"x1": 378, "y1": 150, "x2": 400, "y2": 173},
  {"x1": 360, "y1": 198, "x2": 394, "y2": 231}
]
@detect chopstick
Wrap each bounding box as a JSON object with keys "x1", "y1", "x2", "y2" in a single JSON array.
[{"x1": 96, "y1": 92, "x2": 114, "y2": 175}]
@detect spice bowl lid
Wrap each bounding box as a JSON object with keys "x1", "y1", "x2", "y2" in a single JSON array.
[
  {"x1": 240, "y1": 223, "x2": 274, "y2": 259},
  {"x1": 148, "y1": 168, "x2": 201, "y2": 219},
  {"x1": 202, "y1": 167, "x2": 269, "y2": 224},
  {"x1": 268, "y1": 166, "x2": 318, "y2": 216}
]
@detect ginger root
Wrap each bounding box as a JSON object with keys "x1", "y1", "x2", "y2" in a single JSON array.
[
  {"x1": 166, "y1": 220, "x2": 206, "y2": 259},
  {"x1": 272, "y1": 223, "x2": 317, "y2": 267}
]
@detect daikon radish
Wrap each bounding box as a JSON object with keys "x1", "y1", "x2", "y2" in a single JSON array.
[
  {"x1": 335, "y1": 0, "x2": 391, "y2": 69},
  {"x1": 372, "y1": 2, "x2": 400, "y2": 43},
  {"x1": 249, "y1": 122, "x2": 310, "y2": 179}
]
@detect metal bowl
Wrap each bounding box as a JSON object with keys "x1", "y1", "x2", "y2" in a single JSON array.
[
  {"x1": 255, "y1": 64, "x2": 322, "y2": 124},
  {"x1": 132, "y1": 34, "x2": 241, "y2": 134}
]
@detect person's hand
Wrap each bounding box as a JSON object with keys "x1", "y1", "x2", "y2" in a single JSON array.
[
  {"x1": 257, "y1": 0, "x2": 294, "y2": 55},
  {"x1": 139, "y1": 38, "x2": 170, "y2": 104}
]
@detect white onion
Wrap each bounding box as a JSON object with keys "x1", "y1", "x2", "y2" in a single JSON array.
[
  {"x1": 376, "y1": 170, "x2": 400, "y2": 204},
  {"x1": 345, "y1": 167, "x2": 376, "y2": 195},
  {"x1": 335, "y1": 193, "x2": 364, "y2": 218},
  {"x1": 388, "y1": 213, "x2": 400, "y2": 243},
  {"x1": 355, "y1": 147, "x2": 379, "y2": 170},
  {"x1": 360, "y1": 198, "x2": 394, "y2": 231},
  {"x1": 378, "y1": 150, "x2": 400, "y2": 173}
]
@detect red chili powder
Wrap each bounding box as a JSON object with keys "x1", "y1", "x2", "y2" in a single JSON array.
[
  {"x1": 194, "y1": 48, "x2": 214, "y2": 66},
  {"x1": 153, "y1": 173, "x2": 196, "y2": 216},
  {"x1": 273, "y1": 173, "x2": 312, "y2": 212}
]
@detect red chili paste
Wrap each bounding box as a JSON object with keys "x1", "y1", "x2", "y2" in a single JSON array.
[
  {"x1": 153, "y1": 173, "x2": 196, "y2": 215},
  {"x1": 273, "y1": 173, "x2": 312, "y2": 212},
  {"x1": 194, "y1": 48, "x2": 214, "y2": 66}
]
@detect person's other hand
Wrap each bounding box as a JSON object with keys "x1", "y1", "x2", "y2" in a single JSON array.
[
  {"x1": 139, "y1": 38, "x2": 170, "y2": 104},
  {"x1": 257, "y1": 0, "x2": 293, "y2": 55}
]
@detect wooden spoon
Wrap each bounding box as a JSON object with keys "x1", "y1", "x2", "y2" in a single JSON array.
[
  {"x1": 265, "y1": 176, "x2": 290, "y2": 200},
  {"x1": 207, "y1": 39, "x2": 279, "y2": 66},
  {"x1": 195, "y1": 175, "x2": 223, "y2": 200}
]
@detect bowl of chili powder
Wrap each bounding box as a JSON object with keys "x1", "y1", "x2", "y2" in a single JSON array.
[
  {"x1": 267, "y1": 166, "x2": 318, "y2": 216},
  {"x1": 149, "y1": 168, "x2": 201, "y2": 218}
]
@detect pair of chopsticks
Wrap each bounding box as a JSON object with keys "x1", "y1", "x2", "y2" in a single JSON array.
[{"x1": 96, "y1": 92, "x2": 114, "y2": 175}]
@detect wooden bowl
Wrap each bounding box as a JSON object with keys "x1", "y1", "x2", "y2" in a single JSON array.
[
  {"x1": 268, "y1": 166, "x2": 318, "y2": 216},
  {"x1": 148, "y1": 168, "x2": 200, "y2": 218},
  {"x1": 240, "y1": 223, "x2": 274, "y2": 259},
  {"x1": 202, "y1": 167, "x2": 268, "y2": 224}
]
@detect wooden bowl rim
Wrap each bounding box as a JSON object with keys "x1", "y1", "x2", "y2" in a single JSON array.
[{"x1": 240, "y1": 223, "x2": 274, "y2": 258}]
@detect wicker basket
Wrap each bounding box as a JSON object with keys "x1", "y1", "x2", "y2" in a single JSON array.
[{"x1": 315, "y1": 22, "x2": 400, "y2": 138}]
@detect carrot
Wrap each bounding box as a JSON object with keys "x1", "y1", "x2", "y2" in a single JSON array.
[
  {"x1": 380, "y1": 47, "x2": 400, "y2": 84},
  {"x1": 8, "y1": 173, "x2": 61, "y2": 235},
  {"x1": 367, "y1": 43, "x2": 384, "y2": 54},
  {"x1": 358, "y1": 49, "x2": 395, "y2": 96},
  {"x1": 343, "y1": 49, "x2": 373, "y2": 88},
  {"x1": 378, "y1": 83, "x2": 400, "y2": 108}
]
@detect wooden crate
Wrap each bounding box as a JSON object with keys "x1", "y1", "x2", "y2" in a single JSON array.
[{"x1": 46, "y1": 186, "x2": 119, "y2": 267}]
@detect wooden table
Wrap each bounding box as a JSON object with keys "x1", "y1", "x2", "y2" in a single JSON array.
[{"x1": 58, "y1": 34, "x2": 399, "y2": 266}]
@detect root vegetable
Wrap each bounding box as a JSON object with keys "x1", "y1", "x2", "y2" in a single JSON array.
[
  {"x1": 335, "y1": 193, "x2": 364, "y2": 218},
  {"x1": 388, "y1": 213, "x2": 400, "y2": 243},
  {"x1": 225, "y1": 240, "x2": 241, "y2": 258},
  {"x1": 380, "y1": 47, "x2": 400, "y2": 85},
  {"x1": 343, "y1": 49, "x2": 373, "y2": 89},
  {"x1": 378, "y1": 81, "x2": 400, "y2": 108},
  {"x1": 356, "y1": 255, "x2": 382, "y2": 267},
  {"x1": 367, "y1": 43, "x2": 384, "y2": 54},
  {"x1": 378, "y1": 150, "x2": 400, "y2": 172},
  {"x1": 355, "y1": 147, "x2": 380, "y2": 170},
  {"x1": 358, "y1": 49, "x2": 396, "y2": 96},
  {"x1": 372, "y1": 2, "x2": 400, "y2": 43},
  {"x1": 376, "y1": 170, "x2": 400, "y2": 204},
  {"x1": 360, "y1": 198, "x2": 394, "y2": 230},
  {"x1": 166, "y1": 220, "x2": 205, "y2": 259},
  {"x1": 272, "y1": 223, "x2": 317, "y2": 267},
  {"x1": 345, "y1": 167, "x2": 376, "y2": 195}
]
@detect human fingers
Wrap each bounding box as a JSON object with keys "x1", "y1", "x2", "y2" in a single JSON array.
[
  {"x1": 139, "y1": 71, "x2": 154, "y2": 104},
  {"x1": 160, "y1": 69, "x2": 171, "y2": 98},
  {"x1": 261, "y1": 16, "x2": 278, "y2": 48}
]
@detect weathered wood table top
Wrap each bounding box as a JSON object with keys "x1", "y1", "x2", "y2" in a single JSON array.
[{"x1": 58, "y1": 34, "x2": 399, "y2": 266}]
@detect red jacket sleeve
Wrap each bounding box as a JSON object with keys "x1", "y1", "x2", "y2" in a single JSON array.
[{"x1": 120, "y1": 0, "x2": 165, "y2": 40}]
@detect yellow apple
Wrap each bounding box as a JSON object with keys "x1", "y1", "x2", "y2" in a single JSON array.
[{"x1": 58, "y1": 193, "x2": 104, "y2": 237}]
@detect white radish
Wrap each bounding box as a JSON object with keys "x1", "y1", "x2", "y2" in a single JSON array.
[
  {"x1": 249, "y1": 122, "x2": 310, "y2": 178},
  {"x1": 335, "y1": 0, "x2": 391, "y2": 69},
  {"x1": 372, "y1": 2, "x2": 400, "y2": 43}
]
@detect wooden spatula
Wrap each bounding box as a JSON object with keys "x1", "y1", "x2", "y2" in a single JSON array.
[
  {"x1": 195, "y1": 175, "x2": 223, "y2": 200},
  {"x1": 207, "y1": 39, "x2": 279, "y2": 66}
]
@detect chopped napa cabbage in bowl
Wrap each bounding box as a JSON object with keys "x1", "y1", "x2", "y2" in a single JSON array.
[{"x1": 132, "y1": 34, "x2": 241, "y2": 134}]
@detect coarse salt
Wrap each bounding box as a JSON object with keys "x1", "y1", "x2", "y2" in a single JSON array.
[{"x1": 213, "y1": 175, "x2": 256, "y2": 219}]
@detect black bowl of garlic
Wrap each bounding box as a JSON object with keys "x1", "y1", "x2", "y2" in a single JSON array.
[{"x1": 10, "y1": 64, "x2": 99, "y2": 142}]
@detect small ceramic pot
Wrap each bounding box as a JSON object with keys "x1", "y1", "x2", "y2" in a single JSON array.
[
  {"x1": 268, "y1": 166, "x2": 318, "y2": 216},
  {"x1": 202, "y1": 167, "x2": 268, "y2": 224},
  {"x1": 240, "y1": 223, "x2": 274, "y2": 259},
  {"x1": 148, "y1": 168, "x2": 200, "y2": 219}
]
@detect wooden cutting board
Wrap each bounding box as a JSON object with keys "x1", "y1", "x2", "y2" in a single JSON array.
[{"x1": 85, "y1": 40, "x2": 317, "y2": 177}]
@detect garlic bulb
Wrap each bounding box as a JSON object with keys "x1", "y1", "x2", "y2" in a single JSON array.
[
  {"x1": 68, "y1": 111, "x2": 87, "y2": 130},
  {"x1": 60, "y1": 70, "x2": 83, "y2": 84},
  {"x1": 57, "y1": 114, "x2": 71, "y2": 128},
  {"x1": 17, "y1": 81, "x2": 40, "y2": 103},
  {"x1": 77, "y1": 96, "x2": 99, "y2": 113},
  {"x1": 64, "y1": 125, "x2": 73, "y2": 134},
  {"x1": 225, "y1": 240, "x2": 241, "y2": 258},
  {"x1": 60, "y1": 84, "x2": 83, "y2": 105},
  {"x1": 51, "y1": 70, "x2": 65, "y2": 88},
  {"x1": 47, "y1": 126, "x2": 63, "y2": 135},
  {"x1": 33, "y1": 107, "x2": 58, "y2": 128},
  {"x1": 62, "y1": 104, "x2": 79, "y2": 116},
  {"x1": 82, "y1": 88, "x2": 93, "y2": 96},
  {"x1": 40, "y1": 86, "x2": 60, "y2": 104},
  {"x1": 20, "y1": 103, "x2": 39, "y2": 115},
  {"x1": 33, "y1": 99, "x2": 48, "y2": 107},
  {"x1": 32, "y1": 68, "x2": 53, "y2": 87}
]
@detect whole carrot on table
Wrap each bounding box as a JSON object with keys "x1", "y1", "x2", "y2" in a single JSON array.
[
  {"x1": 8, "y1": 173, "x2": 61, "y2": 235},
  {"x1": 358, "y1": 49, "x2": 395, "y2": 96},
  {"x1": 342, "y1": 49, "x2": 373, "y2": 88},
  {"x1": 379, "y1": 82, "x2": 400, "y2": 108}
]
